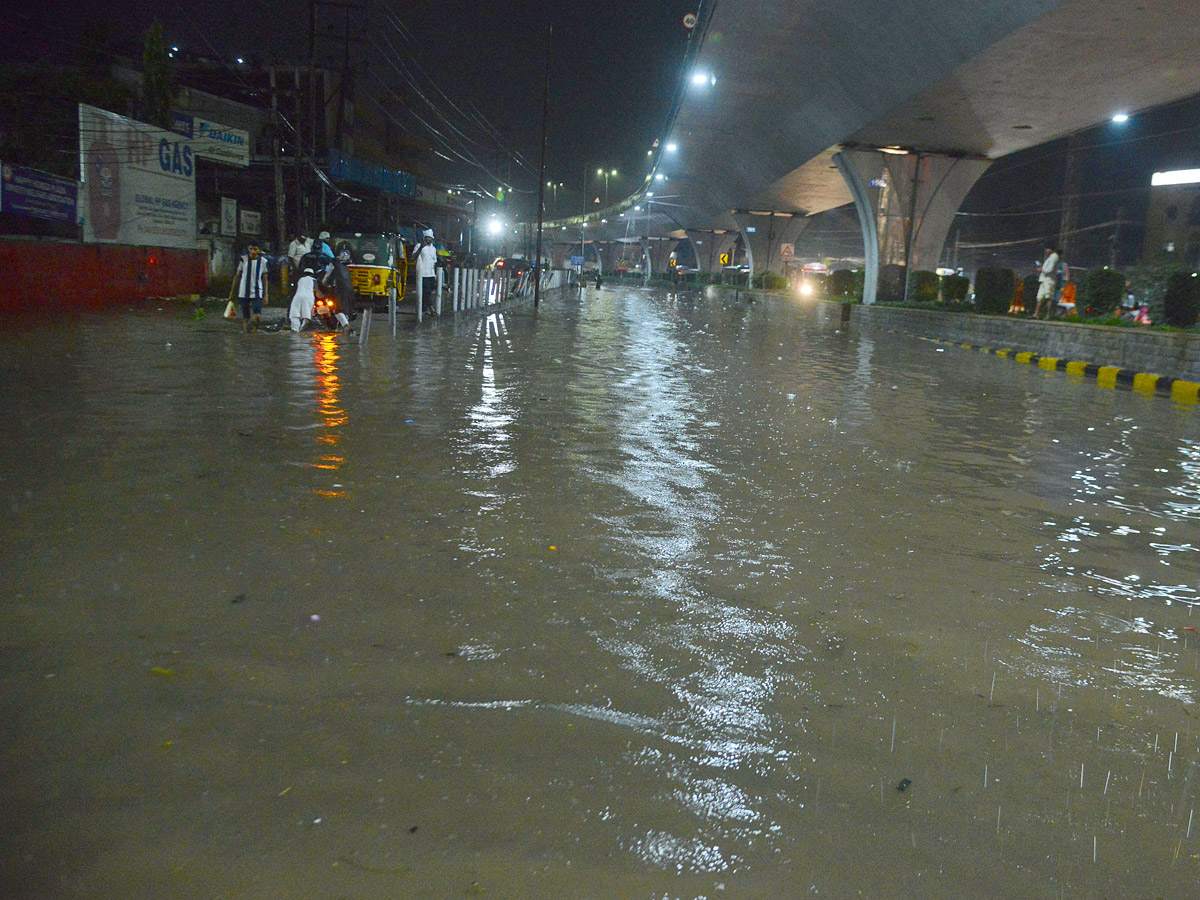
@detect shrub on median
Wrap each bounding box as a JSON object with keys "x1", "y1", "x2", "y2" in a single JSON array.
[
  {"x1": 941, "y1": 274, "x2": 970, "y2": 302},
  {"x1": 973, "y1": 267, "x2": 1015, "y2": 315},
  {"x1": 908, "y1": 269, "x2": 940, "y2": 303},
  {"x1": 1163, "y1": 271, "x2": 1200, "y2": 328},
  {"x1": 830, "y1": 268, "x2": 855, "y2": 298},
  {"x1": 1078, "y1": 267, "x2": 1126, "y2": 317}
]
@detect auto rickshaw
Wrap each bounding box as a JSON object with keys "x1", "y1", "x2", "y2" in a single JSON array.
[{"x1": 332, "y1": 232, "x2": 408, "y2": 311}]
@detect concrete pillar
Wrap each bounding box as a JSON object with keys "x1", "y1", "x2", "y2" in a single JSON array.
[
  {"x1": 834, "y1": 148, "x2": 990, "y2": 305},
  {"x1": 686, "y1": 230, "x2": 738, "y2": 274},
  {"x1": 597, "y1": 242, "x2": 620, "y2": 275},
  {"x1": 732, "y1": 212, "x2": 809, "y2": 279},
  {"x1": 645, "y1": 237, "x2": 676, "y2": 278}
]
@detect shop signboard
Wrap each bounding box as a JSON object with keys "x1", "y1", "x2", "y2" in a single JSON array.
[
  {"x1": 172, "y1": 113, "x2": 250, "y2": 167},
  {"x1": 0, "y1": 162, "x2": 77, "y2": 224},
  {"x1": 79, "y1": 104, "x2": 196, "y2": 249}
]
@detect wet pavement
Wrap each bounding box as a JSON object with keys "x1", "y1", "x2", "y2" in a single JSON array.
[{"x1": 2, "y1": 287, "x2": 1199, "y2": 899}]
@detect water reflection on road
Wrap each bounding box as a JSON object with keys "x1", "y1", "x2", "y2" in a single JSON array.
[{"x1": 1, "y1": 290, "x2": 1199, "y2": 899}]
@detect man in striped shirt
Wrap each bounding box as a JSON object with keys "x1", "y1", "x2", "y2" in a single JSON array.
[{"x1": 230, "y1": 242, "x2": 270, "y2": 332}]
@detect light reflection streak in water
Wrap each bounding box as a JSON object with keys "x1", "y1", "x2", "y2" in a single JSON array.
[
  {"x1": 584, "y1": 296, "x2": 805, "y2": 871},
  {"x1": 463, "y1": 314, "x2": 515, "y2": 486},
  {"x1": 290, "y1": 332, "x2": 347, "y2": 499}
]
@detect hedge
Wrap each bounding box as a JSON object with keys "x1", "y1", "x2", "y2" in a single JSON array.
[
  {"x1": 1163, "y1": 271, "x2": 1200, "y2": 328},
  {"x1": 908, "y1": 269, "x2": 940, "y2": 304},
  {"x1": 974, "y1": 267, "x2": 1015, "y2": 315},
  {"x1": 941, "y1": 274, "x2": 970, "y2": 302},
  {"x1": 1078, "y1": 267, "x2": 1125, "y2": 317}
]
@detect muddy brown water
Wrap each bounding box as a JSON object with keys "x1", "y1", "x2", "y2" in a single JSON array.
[{"x1": 1, "y1": 289, "x2": 1199, "y2": 899}]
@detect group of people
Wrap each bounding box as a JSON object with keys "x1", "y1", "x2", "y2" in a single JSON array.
[
  {"x1": 228, "y1": 229, "x2": 353, "y2": 333},
  {"x1": 225, "y1": 226, "x2": 454, "y2": 331}
]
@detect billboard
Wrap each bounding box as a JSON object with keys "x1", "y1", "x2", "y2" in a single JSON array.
[
  {"x1": 0, "y1": 162, "x2": 77, "y2": 224},
  {"x1": 172, "y1": 113, "x2": 250, "y2": 168},
  {"x1": 79, "y1": 104, "x2": 196, "y2": 249}
]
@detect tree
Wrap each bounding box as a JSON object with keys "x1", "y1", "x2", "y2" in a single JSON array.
[{"x1": 142, "y1": 23, "x2": 173, "y2": 129}]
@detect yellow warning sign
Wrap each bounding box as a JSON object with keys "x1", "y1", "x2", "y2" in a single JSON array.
[{"x1": 720, "y1": 253, "x2": 730, "y2": 266}]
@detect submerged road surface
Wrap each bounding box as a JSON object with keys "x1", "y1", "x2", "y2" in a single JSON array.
[{"x1": 2, "y1": 288, "x2": 1199, "y2": 899}]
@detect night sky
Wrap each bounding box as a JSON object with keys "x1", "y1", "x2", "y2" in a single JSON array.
[
  {"x1": 8, "y1": 0, "x2": 1200, "y2": 270},
  {"x1": 8, "y1": 0, "x2": 697, "y2": 218}
]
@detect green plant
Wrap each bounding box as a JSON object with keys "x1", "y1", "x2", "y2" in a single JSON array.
[
  {"x1": 1077, "y1": 267, "x2": 1125, "y2": 317},
  {"x1": 974, "y1": 267, "x2": 1015, "y2": 315},
  {"x1": 1163, "y1": 271, "x2": 1200, "y2": 328},
  {"x1": 878, "y1": 264, "x2": 906, "y2": 303},
  {"x1": 762, "y1": 272, "x2": 787, "y2": 291},
  {"x1": 830, "y1": 268, "x2": 855, "y2": 298},
  {"x1": 908, "y1": 269, "x2": 940, "y2": 303},
  {"x1": 941, "y1": 274, "x2": 970, "y2": 302}
]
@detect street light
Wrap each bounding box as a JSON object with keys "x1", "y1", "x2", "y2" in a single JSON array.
[
  {"x1": 546, "y1": 181, "x2": 563, "y2": 214},
  {"x1": 597, "y1": 168, "x2": 618, "y2": 206}
]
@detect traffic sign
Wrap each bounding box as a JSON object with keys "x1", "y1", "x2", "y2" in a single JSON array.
[
  {"x1": 570, "y1": 255, "x2": 585, "y2": 267},
  {"x1": 780, "y1": 243, "x2": 795, "y2": 261},
  {"x1": 683, "y1": 12, "x2": 697, "y2": 29},
  {"x1": 719, "y1": 253, "x2": 730, "y2": 266}
]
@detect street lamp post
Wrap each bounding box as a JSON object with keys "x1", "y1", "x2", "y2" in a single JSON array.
[{"x1": 597, "y1": 168, "x2": 617, "y2": 206}]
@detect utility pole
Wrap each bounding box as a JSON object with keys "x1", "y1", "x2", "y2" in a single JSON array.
[
  {"x1": 1109, "y1": 206, "x2": 1125, "y2": 268},
  {"x1": 1059, "y1": 131, "x2": 1083, "y2": 262},
  {"x1": 534, "y1": 23, "x2": 551, "y2": 308},
  {"x1": 901, "y1": 152, "x2": 923, "y2": 305},
  {"x1": 269, "y1": 67, "x2": 286, "y2": 251}
]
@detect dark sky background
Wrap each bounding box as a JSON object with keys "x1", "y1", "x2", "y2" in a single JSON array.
[
  {"x1": 8, "y1": 0, "x2": 1200, "y2": 271},
  {"x1": 8, "y1": 0, "x2": 698, "y2": 219}
]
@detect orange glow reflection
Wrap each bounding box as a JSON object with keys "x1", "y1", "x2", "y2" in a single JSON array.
[{"x1": 311, "y1": 332, "x2": 346, "y2": 497}]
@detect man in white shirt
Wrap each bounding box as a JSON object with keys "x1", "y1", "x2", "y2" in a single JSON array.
[
  {"x1": 287, "y1": 232, "x2": 311, "y2": 284},
  {"x1": 1034, "y1": 245, "x2": 1060, "y2": 319},
  {"x1": 415, "y1": 229, "x2": 439, "y2": 316}
]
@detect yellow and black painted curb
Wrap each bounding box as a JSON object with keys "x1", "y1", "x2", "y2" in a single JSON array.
[{"x1": 894, "y1": 332, "x2": 1200, "y2": 405}]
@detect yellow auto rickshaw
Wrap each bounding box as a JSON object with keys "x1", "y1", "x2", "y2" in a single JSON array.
[{"x1": 333, "y1": 232, "x2": 408, "y2": 310}]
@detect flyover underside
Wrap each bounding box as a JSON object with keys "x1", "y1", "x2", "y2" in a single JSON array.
[{"x1": 535, "y1": 0, "x2": 1200, "y2": 288}]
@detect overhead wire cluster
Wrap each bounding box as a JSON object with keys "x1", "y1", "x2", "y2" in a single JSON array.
[{"x1": 368, "y1": 1, "x2": 535, "y2": 198}]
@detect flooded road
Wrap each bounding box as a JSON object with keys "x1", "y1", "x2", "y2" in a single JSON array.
[{"x1": 2, "y1": 288, "x2": 1199, "y2": 899}]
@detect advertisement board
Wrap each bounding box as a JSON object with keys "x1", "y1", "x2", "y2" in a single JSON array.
[
  {"x1": 172, "y1": 113, "x2": 250, "y2": 168},
  {"x1": 79, "y1": 104, "x2": 196, "y2": 249},
  {"x1": 220, "y1": 197, "x2": 237, "y2": 236},
  {"x1": 239, "y1": 209, "x2": 261, "y2": 236},
  {"x1": 0, "y1": 162, "x2": 77, "y2": 224}
]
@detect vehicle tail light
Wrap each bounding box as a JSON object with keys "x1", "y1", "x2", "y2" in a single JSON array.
[{"x1": 372, "y1": 274, "x2": 382, "y2": 285}]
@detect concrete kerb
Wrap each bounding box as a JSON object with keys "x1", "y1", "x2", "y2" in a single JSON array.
[
  {"x1": 902, "y1": 333, "x2": 1200, "y2": 404},
  {"x1": 849, "y1": 304, "x2": 1200, "y2": 404}
]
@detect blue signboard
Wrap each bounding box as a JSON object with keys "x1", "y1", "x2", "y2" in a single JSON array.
[
  {"x1": 869, "y1": 177, "x2": 889, "y2": 189},
  {"x1": 570, "y1": 255, "x2": 585, "y2": 267},
  {"x1": 0, "y1": 162, "x2": 78, "y2": 224}
]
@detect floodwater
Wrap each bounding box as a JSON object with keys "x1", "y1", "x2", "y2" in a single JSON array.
[{"x1": 2, "y1": 287, "x2": 1199, "y2": 900}]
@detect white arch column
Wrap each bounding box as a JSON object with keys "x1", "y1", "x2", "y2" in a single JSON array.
[{"x1": 834, "y1": 148, "x2": 991, "y2": 304}]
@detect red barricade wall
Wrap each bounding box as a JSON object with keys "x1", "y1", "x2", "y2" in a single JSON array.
[{"x1": 0, "y1": 241, "x2": 209, "y2": 310}]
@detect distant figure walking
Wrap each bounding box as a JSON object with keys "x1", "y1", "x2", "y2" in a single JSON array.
[
  {"x1": 594, "y1": 269, "x2": 603, "y2": 290},
  {"x1": 1034, "y1": 245, "x2": 1061, "y2": 319},
  {"x1": 231, "y1": 241, "x2": 269, "y2": 332}
]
